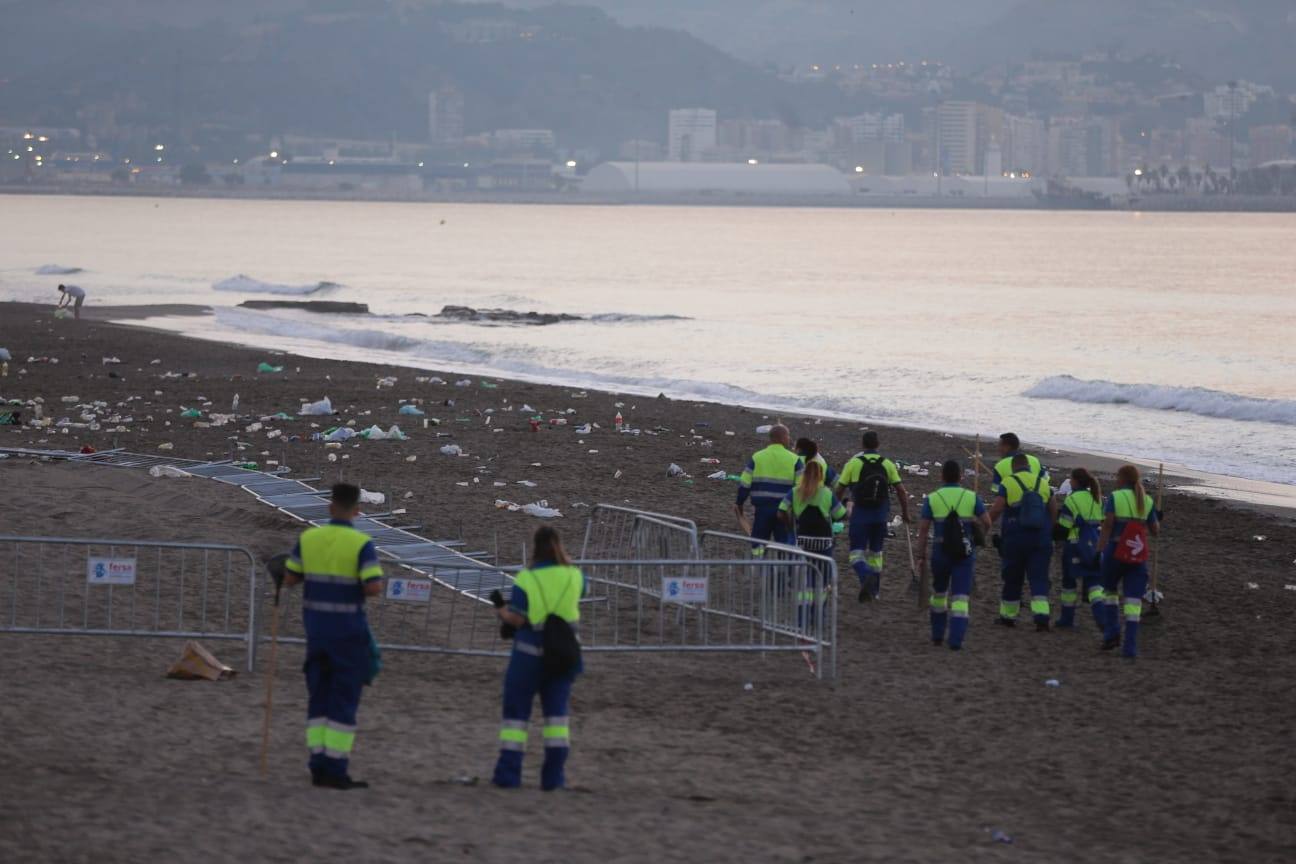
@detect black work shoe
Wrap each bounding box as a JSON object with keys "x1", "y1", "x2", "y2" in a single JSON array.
[
  {"x1": 995, "y1": 616, "x2": 1016, "y2": 628},
  {"x1": 858, "y1": 588, "x2": 872, "y2": 604},
  {"x1": 1100, "y1": 636, "x2": 1121, "y2": 651},
  {"x1": 315, "y1": 774, "x2": 370, "y2": 790}
]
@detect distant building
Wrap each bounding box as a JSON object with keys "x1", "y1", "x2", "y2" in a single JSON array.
[
  {"x1": 1250, "y1": 125, "x2": 1293, "y2": 168},
  {"x1": 668, "y1": 109, "x2": 717, "y2": 162},
  {"x1": 618, "y1": 139, "x2": 665, "y2": 161},
  {"x1": 491, "y1": 129, "x2": 556, "y2": 153},
  {"x1": 936, "y1": 101, "x2": 978, "y2": 174},
  {"x1": 583, "y1": 161, "x2": 851, "y2": 196},
  {"x1": 1203, "y1": 81, "x2": 1272, "y2": 124},
  {"x1": 1004, "y1": 114, "x2": 1046, "y2": 175},
  {"x1": 428, "y1": 86, "x2": 465, "y2": 144}
]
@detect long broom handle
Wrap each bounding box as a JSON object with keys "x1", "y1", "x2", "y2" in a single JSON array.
[
  {"x1": 258, "y1": 595, "x2": 282, "y2": 778},
  {"x1": 1150, "y1": 462, "x2": 1165, "y2": 593}
]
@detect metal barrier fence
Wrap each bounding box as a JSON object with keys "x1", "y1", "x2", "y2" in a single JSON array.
[
  {"x1": 580, "y1": 504, "x2": 700, "y2": 560},
  {"x1": 264, "y1": 556, "x2": 836, "y2": 679},
  {"x1": 0, "y1": 535, "x2": 259, "y2": 670}
]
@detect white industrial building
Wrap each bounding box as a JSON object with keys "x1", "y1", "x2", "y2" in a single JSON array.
[
  {"x1": 667, "y1": 109, "x2": 718, "y2": 162},
  {"x1": 582, "y1": 162, "x2": 852, "y2": 196}
]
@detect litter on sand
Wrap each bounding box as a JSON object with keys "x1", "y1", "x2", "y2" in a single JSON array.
[
  {"x1": 299, "y1": 397, "x2": 333, "y2": 416},
  {"x1": 707, "y1": 470, "x2": 728, "y2": 480},
  {"x1": 165, "y1": 641, "x2": 235, "y2": 681},
  {"x1": 399, "y1": 404, "x2": 426, "y2": 416},
  {"x1": 257, "y1": 362, "x2": 284, "y2": 373},
  {"x1": 439, "y1": 444, "x2": 463, "y2": 456},
  {"x1": 359, "y1": 489, "x2": 385, "y2": 506},
  {"x1": 667, "y1": 463, "x2": 688, "y2": 478},
  {"x1": 1044, "y1": 679, "x2": 1061, "y2": 687},
  {"x1": 148, "y1": 465, "x2": 190, "y2": 479},
  {"x1": 361, "y1": 425, "x2": 407, "y2": 441}
]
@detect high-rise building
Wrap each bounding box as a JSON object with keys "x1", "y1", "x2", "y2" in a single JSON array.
[
  {"x1": 668, "y1": 109, "x2": 717, "y2": 162},
  {"x1": 428, "y1": 86, "x2": 465, "y2": 144},
  {"x1": 936, "y1": 101, "x2": 977, "y2": 174},
  {"x1": 1004, "y1": 114, "x2": 1046, "y2": 175},
  {"x1": 1250, "y1": 125, "x2": 1293, "y2": 167}
]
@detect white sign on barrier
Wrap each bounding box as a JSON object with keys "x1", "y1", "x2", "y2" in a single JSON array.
[
  {"x1": 386, "y1": 578, "x2": 432, "y2": 603},
  {"x1": 87, "y1": 557, "x2": 137, "y2": 586},
  {"x1": 662, "y1": 575, "x2": 708, "y2": 604}
]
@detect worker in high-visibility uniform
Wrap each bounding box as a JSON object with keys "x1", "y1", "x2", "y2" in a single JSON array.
[
  {"x1": 281, "y1": 483, "x2": 383, "y2": 791},
  {"x1": 778, "y1": 459, "x2": 846, "y2": 631},
  {"x1": 834, "y1": 430, "x2": 911, "y2": 603},
  {"x1": 1098, "y1": 464, "x2": 1160, "y2": 658},
  {"x1": 1054, "y1": 468, "x2": 1105, "y2": 630},
  {"x1": 991, "y1": 432, "x2": 1047, "y2": 495},
  {"x1": 989, "y1": 453, "x2": 1057, "y2": 631},
  {"x1": 491, "y1": 527, "x2": 585, "y2": 791},
  {"x1": 916, "y1": 460, "x2": 991, "y2": 650},
  {"x1": 795, "y1": 437, "x2": 839, "y2": 490},
  {"x1": 735, "y1": 424, "x2": 804, "y2": 551}
]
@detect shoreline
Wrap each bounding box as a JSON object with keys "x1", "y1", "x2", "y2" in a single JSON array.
[
  {"x1": 6, "y1": 184, "x2": 1296, "y2": 214},
  {"x1": 5, "y1": 300, "x2": 1294, "y2": 518}
]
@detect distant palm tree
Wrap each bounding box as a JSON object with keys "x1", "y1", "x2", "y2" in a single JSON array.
[{"x1": 1176, "y1": 165, "x2": 1192, "y2": 194}]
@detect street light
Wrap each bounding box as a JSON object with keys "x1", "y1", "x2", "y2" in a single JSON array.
[
  {"x1": 747, "y1": 158, "x2": 759, "y2": 165},
  {"x1": 855, "y1": 165, "x2": 864, "y2": 173},
  {"x1": 154, "y1": 144, "x2": 164, "y2": 151},
  {"x1": 269, "y1": 150, "x2": 279, "y2": 159},
  {"x1": 565, "y1": 160, "x2": 577, "y2": 168}
]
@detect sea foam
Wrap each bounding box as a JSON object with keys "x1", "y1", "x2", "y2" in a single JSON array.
[
  {"x1": 1024, "y1": 375, "x2": 1296, "y2": 426},
  {"x1": 213, "y1": 275, "x2": 339, "y2": 296},
  {"x1": 36, "y1": 264, "x2": 83, "y2": 275}
]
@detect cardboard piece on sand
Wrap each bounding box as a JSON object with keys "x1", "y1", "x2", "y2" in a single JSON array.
[{"x1": 166, "y1": 641, "x2": 236, "y2": 681}]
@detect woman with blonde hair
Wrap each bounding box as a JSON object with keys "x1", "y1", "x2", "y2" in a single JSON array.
[
  {"x1": 779, "y1": 459, "x2": 846, "y2": 632},
  {"x1": 1097, "y1": 464, "x2": 1160, "y2": 658}
]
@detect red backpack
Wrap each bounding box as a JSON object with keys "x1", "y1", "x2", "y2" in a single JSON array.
[{"x1": 1113, "y1": 513, "x2": 1150, "y2": 564}]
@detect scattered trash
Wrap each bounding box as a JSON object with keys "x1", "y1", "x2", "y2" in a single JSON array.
[
  {"x1": 157, "y1": 442, "x2": 174, "y2": 451},
  {"x1": 1284, "y1": 585, "x2": 1296, "y2": 592},
  {"x1": 1246, "y1": 582, "x2": 1259, "y2": 590},
  {"x1": 327, "y1": 453, "x2": 338, "y2": 462},
  {"x1": 323, "y1": 426, "x2": 357, "y2": 442},
  {"x1": 707, "y1": 470, "x2": 728, "y2": 480},
  {"x1": 454, "y1": 379, "x2": 472, "y2": 388},
  {"x1": 743, "y1": 682, "x2": 754, "y2": 691},
  {"x1": 165, "y1": 641, "x2": 235, "y2": 681},
  {"x1": 102, "y1": 356, "x2": 122, "y2": 365},
  {"x1": 61, "y1": 395, "x2": 79, "y2": 404},
  {"x1": 755, "y1": 425, "x2": 772, "y2": 435},
  {"x1": 299, "y1": 397, "x2": 333, "y2": 416},
  {"x1": 150, "y1": 358, "x2": 161, "y2": 365},
  {"x1": 613, "y1": 469, "x2": 623, "y2": 480},
  {"x1": 549, "y1": 418, "x2": 568, "y2": 426},
  {"x1": 361, "y1": 424, "x2": 407, "y2": 441},
  {"x1": 574, "y1": 423, "x2": 592, "y2": 435},
  {"x1": 1253, "y1": 535, "x2": 1267, "y2": 541},
  {"x1": 440, "y1": 444, "x2": 463, "y2": 456},
  {"x1": 700, "y1": 458, "x2": 721, "y2": 464},
  {"x1": 1044, "y1": 679, "x2": 1061, "y2": 688},
  {"x1": 257, "y1": 362, "x2": 284, "y2": 373},
  {"x1": 399, "y1": 404, "x2": 426, "y2": 416},
  {"x1": 359, "y1": 489, "x2": 385, "y2": 506},
  {"x1": 521, "y1": 501, "x2": 562, "y2": 519},
  {"x1": 376, "y1": 376, "x2": 398, "y2": 389},
  {"x1": 614, "y1": 412, "x2": 624, "y2": 431},
  {"x1": 517, "y1": 480, "x2": 538, "y2": 488},
  {"x1": 403, "y1": 491, "x2": 414, "y2": 500},
  {"x1": 520, "y1": 404, "x2": 535, "y2": 413},
  {"x1": 148, "y1": 465, "x2": 191, "y2": 479},
  {"x1": 667, "y1": 463, "x2": 688, "y2": 478},
  {"x1": 481, "y1": 381, "x2": 498, "y2": 389},
  {"x1": 405, "y1": 455, "x2": 418, "y2": 463},
  {"x1": 990, "y1": 830, "x2": 1014, "y2": 845}
]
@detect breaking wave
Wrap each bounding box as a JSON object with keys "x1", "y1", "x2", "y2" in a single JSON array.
[
  {"x1": 588, "y1": 312, "x2": 691, "y2": 323},
  {"x1": 213, "y1": 275, "x2": 340, "y2": 296},
  {"x1": 36, "y1": 264, "x2": 83, "y2": 275},
  {"x1": 1024, "y1": 376, "x2": 1296, "y2": 426}
]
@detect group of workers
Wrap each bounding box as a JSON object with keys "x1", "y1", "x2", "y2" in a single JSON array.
[
  {"x1": 276, "y1": 429, "x2": 1159, "y2": 793},
  {"x1": 736, "y1": 427, "x2": 1160, "y2": 657},
  {"x1": 277, "y1": 483, "x2": 583, "y2": 793}
]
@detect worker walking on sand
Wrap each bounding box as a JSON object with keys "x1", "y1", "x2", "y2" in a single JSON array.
[
  {"x1": 55, "y1": 284, "x2": 86, "y2": 320},
  {"x1": 989, "y1": 454, "x2": 1057, "y2": 630},
  {"x1": 490, "y1": 527, "x2": 584, "y2": 791},
  {"x1": 1097, "y1": 465, "x2": 1160, "y2": 658},
  {"x1": 280, "y1": 483, "x2": 384, "y2": 790},
  {"x1": 796, "y1": 437, "x2": 839, "y2": 490},
  {"x1": 992, "y1": 432, "x2": 1046, "y2": 495},
  {"x1": 834, "y1": 430, "x2": 911, "y2": 603},
  {"x1": 917, "y1": 460, "x2": 991, "y2": 650},
  {"x1": 779, "y1": 459, "x2": 846, "y2": 630},
  {"x1": 735, "y1": 424, "x2": 804, "y2": 551},
  {"x1": 1054, "y1": 468, "x2": 1106, "y2": 630}
]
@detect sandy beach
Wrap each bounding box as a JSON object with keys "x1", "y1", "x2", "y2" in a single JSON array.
[{"x1": 2, "y1": 302, "x2": 1295, "y2": 863}]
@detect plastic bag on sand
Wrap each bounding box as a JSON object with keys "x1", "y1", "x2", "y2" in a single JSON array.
[
  {"x1": 324, "y1": 426, "x2": 357, "y2": 442},
  {"x1": 299, "y1": 397, "x2": 333, "y2": 416},
  {"x1": 667, "y1": 463, "x2": 688, "y2": 478},
  {"x1": 166, "y1": 641, "x2": 235, "y2": 681},
  {"x1": 399, "y1": 404, "x2": 425, "y2": 416},
  {"x1": 522, "y1": 501, "x2": 562, "y2": 519},
  {"x1": 148, "y1": 465, "x2": 190, "y2": 479},
  {"x1": 359, "y1": 489, "x2": 385, "y2": 506},
  {"x1": 0, "y1": 348, "x2": 10, "y2": 362},
  {"x1": 440, "y1": 444, "x2": 463, "y2": 456},
  {"x1": 707, "y1": 470, "x2": 728, "y2": 480},
  {"x1": 755, "y1": 425, "x2": 773, "y2": 435},
  {"x1": 257, "y1": 362, "x2": 284, "y2": 373},
  {"x1": 361, "y1": 425, "x2": 407, "y2": 441}
]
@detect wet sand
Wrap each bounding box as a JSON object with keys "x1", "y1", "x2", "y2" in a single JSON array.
[{"x1": 2, "y1": 302, "x2": 1295, "y2": 862}]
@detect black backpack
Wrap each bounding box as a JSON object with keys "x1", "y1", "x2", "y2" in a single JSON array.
[
  {"x1": 796, "y1": 500, "x2": 834, "y2": 539},
  {"x1": 938, "y1": 491, "x2": 973, "y2": 562},
  {"x1": 533, "y1": 574, "x2": 582, "y2": 678},
  {"x1": 852, "y1": 456, "x2": 890, "y2": 508}
]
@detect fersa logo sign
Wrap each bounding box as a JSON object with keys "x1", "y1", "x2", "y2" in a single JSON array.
[
  {"x1": 86, "y1": 557, "x2": 137, "y2": 585},
  {"x1": 662, "y1": 575, "x2": 708, "y2": 604}
]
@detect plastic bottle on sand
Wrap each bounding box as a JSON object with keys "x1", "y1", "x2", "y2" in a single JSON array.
[
  {"x1": 614, "y1": 411, "x2": 623, "y2": 432},
  {"x1": 232, "y1": 393, "x2": 240, "y2": 412}
]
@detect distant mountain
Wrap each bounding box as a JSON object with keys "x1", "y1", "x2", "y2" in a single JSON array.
[
  {"x1": 487, "y1": 0, "x2": 1296, "y2": 89},
  {"x1": 946, "y1": 0, "x2": 1296, "y2": 90},
  {"x1": 0, "y1": 1, "x2": 865, "y2": 151}
]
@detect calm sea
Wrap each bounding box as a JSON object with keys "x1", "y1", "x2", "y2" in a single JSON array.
[{"x1": 2, "y1": 194, "x2": 1294, "y2": 490}]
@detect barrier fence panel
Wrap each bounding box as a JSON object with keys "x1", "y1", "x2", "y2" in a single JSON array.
[
  {"x1": 263, "y1": 557, "x2": 835, "y2": 679},
  {"x1": 580, "y1": 504, "x2": 700, "y2": 560},
  {"x1": 0, "y1": 535, "x2": 259, "y2": 670}
]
